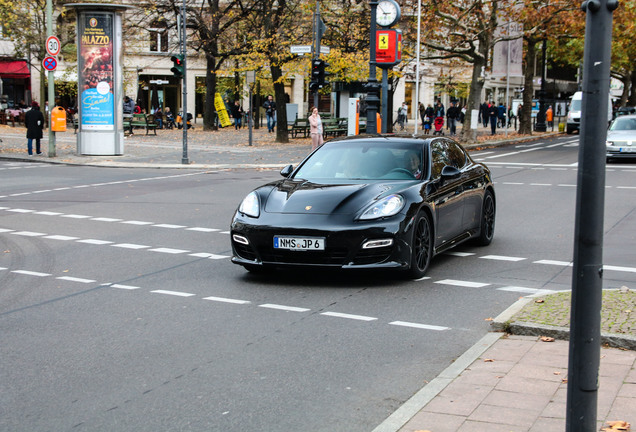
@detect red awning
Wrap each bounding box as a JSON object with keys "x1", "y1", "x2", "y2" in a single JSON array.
[{"x1": 0, "y1": 59, "x2": 30, "y2": 79}]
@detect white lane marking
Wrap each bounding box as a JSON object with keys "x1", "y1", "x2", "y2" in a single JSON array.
[
  {"x1": 11, "y1": 270, "x2": 51, "y2": 277},
  {"x1": 34, "y1": 211, "x2": 63, "y2": 216},
  {"x1": 91, "y1": 217, "x2": 123, "y2": 222},
  {"x1": 10, "y1": 193, "x2": 31, "y2": 196},
  {"x1": 529, "y1": 183, "x2": 551, "y2": 186},
  {"x1": 604, "y1": 265, "x2": 636, "y2": 274},
  {"x1": 72, "y1": 185, "x2": 90, "y2": 189},
  {"x1": 60, "y1": 214, "x2": 91, "y2": 219},
  {"x1": 187, "y1": 227, "x2": 221, "y2": 232},
  {"x1": 11, "y1": 231, "x2": 46, "y2": 237},
  {"x1": 479, "y1": 255, "x2": 526, "y2": 262},
  {"x1": 497, "y1": 286, "x2": 557, "y2": 295},
  {"x1": 483, "y1": 151, "x2": 521, "y2": 160},
  {"x1": 617, "y1": 186, "x2": 636, "y2": 190},
  {"x1": 389, "y1": 321, "x2": 449, "y2": 331},
  {"x1": 501, "y1": 182, "x2": 524, "y2": 185},
  {"x1": 203, "y1": 296, "x2": 251, "y2": 305},
  {"x1": 0, "y1": 207, "x2": 8, "y2": 210},
  {"x1": 111, "y1": 243, "x2": 151, "y2": 250},
  {"x1": 121, "y1": 220, "x2": 154, "y2": 225},
  {"x1": 45, "y1": 235, "x2": 80, "y2": 241},
  {"x1": 558, "y1": 184, "x2": 577, "y2": 187},
  {"x1": 220, "y1": 231, "x2": 231, "y2": 235},
  {"x1": 0, "y1": 267, "x2": 7, "y2": 270},
  {"x1": 153, "y1": 224, "x2": 187, "y2": 229},
  {"x1": 0, "y1": 228, "x2": 15, "y2": 233},
  {"x1": 189, "y1": 252, "x2": 230, "y2": 259},
  {"x1": 111, "y1": 284, "x2": 140, "y2": 290},
  {"x1": 435, "y1": 279, "x2": 490, "y2": 288},
  {"x1": 56, "y1": 276, "x2": 96, "y2": 284},
  {"x1": 76, "y1": 239, "x2": 114, "y2": 245},
  {"x1": 53, "y1": 187, "x2": 70, "y2": 191},
  {"x1": 32, "y1": 190, "x2": 52, "y2": 194},
  {"x1": 414, "y1": 276, "x2": 431, "y2": 281},
  {"x1": 258, "y1": 304, "x2": 310, "y2": 313},
  {"x1": 148, "y1": 247, "x2": 190, "y2": 254},
  {"x1": 151, "y1": 290, "x2": 196, "y2": 297},
  {"x1": 445, "y1": 252, "x2": 475, "y2": 257},
  {"x1": 534, "y1": 260, "x2": 573, "y2": 267},
  {"x1": 321, "y1": 312, "x2": 378, "y2": 321},
  {"x1": 7, "y1": 208, "x2": 34, "y2": 213}
]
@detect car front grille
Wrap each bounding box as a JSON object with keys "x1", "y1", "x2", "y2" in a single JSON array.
[
  {"x1": 259, "y1": 247, "x2": 349, "y2": 265},
  {"x1": 233, "y1": 241, "x2": 258, "y2": 261},
  {"x1": 352, "y1": 248, "x2": 393, "y2": 265}
]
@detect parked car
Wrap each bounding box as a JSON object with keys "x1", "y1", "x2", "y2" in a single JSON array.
[
  {"x1": 615, "y1": 106, "x2": 636, "y2": 117},
  {"x1": 606, "y1": 114, "x2": 636, "y2": 162},
  {"x1": 231, "y1": 135, "x2": 496, "y2": 278}
]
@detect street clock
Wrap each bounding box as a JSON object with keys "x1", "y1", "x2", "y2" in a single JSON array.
[{"x1": 376, "y1": 0, "x2": 401, "y2": 28}]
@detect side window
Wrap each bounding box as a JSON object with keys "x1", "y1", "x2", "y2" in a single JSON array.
[
  {"x1": 430, "y1": 140, "x2": 449, "y2": 179},
  {"x1": 446, "y1": 141, "x2": 467, "y2": 169}
]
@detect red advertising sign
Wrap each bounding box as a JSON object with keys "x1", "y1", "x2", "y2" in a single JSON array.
[{"x1": 376, "y1": 29, "x2": 402, "y2": 68}]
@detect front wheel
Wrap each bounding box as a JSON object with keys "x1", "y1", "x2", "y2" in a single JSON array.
[
  {"x1": 475, "y1": 190, "x2": 495, "y2": 246},
  {"x1": 407, "y1": 212, "x2": 433, "y2": 279}
]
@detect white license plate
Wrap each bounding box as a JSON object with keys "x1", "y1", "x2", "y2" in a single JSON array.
[
  {"x1": 273, "y1": 236, "x2": 325, "y2": 250},
  {"x1": 619, "y1": 147, "x2": 636, "y2": 153}
]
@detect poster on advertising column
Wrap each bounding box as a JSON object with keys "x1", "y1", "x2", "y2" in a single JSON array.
[{"x1": 79, "y1": 13, "x2": 114, "y2": 130}]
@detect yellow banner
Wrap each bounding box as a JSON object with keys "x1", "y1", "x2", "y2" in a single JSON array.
[{"x1": 214, "y1": 93, "x2": 233, "y2": 128}]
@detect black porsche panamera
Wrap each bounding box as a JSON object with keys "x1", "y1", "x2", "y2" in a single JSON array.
[{"x1": 231, "y1": 135, "x2": 495, "y2": 278}]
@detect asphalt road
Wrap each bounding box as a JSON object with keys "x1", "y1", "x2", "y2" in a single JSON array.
[{"x1": 1, "y1": 134, "x2": 635, "y2": 431}]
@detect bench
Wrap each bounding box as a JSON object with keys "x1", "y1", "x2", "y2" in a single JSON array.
[
  {"x1": 128, "y1": 113, "x2": 157, "y2": 135},
  {"x1": 323, "y1": 118, "x2": 347, "y2": 138},
  {"x1": 289, "y1": 118, "x2": 310, "y2": 138}
]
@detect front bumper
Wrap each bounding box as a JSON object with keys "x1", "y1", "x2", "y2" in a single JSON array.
[{"x1": 230, "y1": 212, "x2": 413, "y2": 270}]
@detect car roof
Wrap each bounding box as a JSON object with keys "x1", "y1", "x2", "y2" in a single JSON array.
[{"x1": 326, "y1": 134, "x2": 438, "y2": 145}]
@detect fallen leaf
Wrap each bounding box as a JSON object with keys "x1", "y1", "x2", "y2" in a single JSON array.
[
  {"x1": 535, "y1": 299, "x2": 545, "y2": 303},
  {"x1": 553, "y1": 371, "x2": 561, "y2": 375},
  {"x1": 540, "y1": 336, "x2": 555, "y2": 342},
  {"x1": 484, "y1": 358, "x2": 495, "y2": 362},
  {"x1": 561, "y1": 378, "x2": 568, "y2": 383},
  {"x1": 484, "y1": 317, "x2": 493, "y2": 321},
  {"x1": 602, "y1": 420, "x2": 631, "y2": 431}
]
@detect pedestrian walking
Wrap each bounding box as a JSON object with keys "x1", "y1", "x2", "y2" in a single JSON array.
[
  {"x1": 25, "y1": 101, "x2": 44, "y2": 156},
  {"x1": 308, "y1": 107, "x2": 324, "y2": 151},
  {"x1": 497, "y1": 102, "x2": 506, "y2": 128},
  {"x1": 263, "y1": 95, "x2": 276, "y2": 133},
  {"x1": 446, "y1": 102, "x2": 460, "y2": 136},
  {"x1": 481, "y1": 101, "x2": 489, "y2": 128},
  {"x1": 231, "y1": 100, "x2": 244, "y2": 130},
  {"x1": 487, "y1": 101, "x2": 498, "y2": 135},
  {"x1": 546, "y1": 105, "x2": 554, "y2": 130}
]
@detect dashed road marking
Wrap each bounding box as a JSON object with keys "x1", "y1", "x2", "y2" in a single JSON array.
[
  {"x1": 321, "y1": 312, "x2": 378, "y2": 321},
  {"x1": 151, "y1": 290, "x2": 196, "y2": 297},
  {"x1": 389, "y1": 321, "x2": 449, "y2": 331},
  {"x1": 435, "y1": 279, "x2": 490, "y2": 288},
  {"x1": 479, "y1": 255, "x2": 526, "y2": 262},
  {"x1": 11, "y1": 270, "x2": 51, "y2": 277},
  {"x1": 203, "y1": 296, "x2": 251, "y2": 305},
  {"x1": 56, "y1": 276, "x2": 96, "y2": 284},
  {"x1": 258, "y1": 304, "x2": 311, "y2": 313}
]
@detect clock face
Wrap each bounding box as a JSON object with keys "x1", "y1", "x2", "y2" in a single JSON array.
[{"x1": 377, "y1": 0, "x2": 400, "y2": 27}]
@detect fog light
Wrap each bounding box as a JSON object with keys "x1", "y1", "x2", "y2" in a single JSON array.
[
  {"x1": 362, "y1": 239, "x2": 393, "y2": 249},
  {"x1": 233, "y1": 234, "x2": 249, "y2": 245}
]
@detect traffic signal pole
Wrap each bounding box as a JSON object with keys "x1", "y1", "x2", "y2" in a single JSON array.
[
  {"x1": 566, "y1": 0, "x2": 617, "y2": 429},
  {"x1": 180, "y1": 0, "x2": 189, "y2": 164}
]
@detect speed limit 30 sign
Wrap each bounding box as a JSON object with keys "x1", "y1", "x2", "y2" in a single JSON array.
[{"x1": 46, "y1": 36, "x2": 61, "y2": 56}]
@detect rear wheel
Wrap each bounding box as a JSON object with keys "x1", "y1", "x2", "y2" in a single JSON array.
[
  {"x1": 407, "y1": 212, "x2": 433, "y2": 279},
  {"x1": 475, "y1": 190, "x2": 495, "y2": 246}
]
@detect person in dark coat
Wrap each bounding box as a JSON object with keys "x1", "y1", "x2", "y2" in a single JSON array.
[
  {"x1": 487, "y1": 101, "x2": 499, "y2": 135},
  {"x1": 25, "y1": 101, "x2": 45, "y2": 156}
]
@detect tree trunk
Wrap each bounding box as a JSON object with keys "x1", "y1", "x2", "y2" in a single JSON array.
[
  {"x1": 628, "y1": 69, "x2": 636, "y2": 106},
  {"x1": 203, "y1": 55, "x2": 218, "y2": 131},
  {"x1": 619, "y1": 73, "x2": 630, "y2": 107},
  {"x1": 519, "y1": 37, "x2": 537, "y2": 135},
  {"x1": 270, "y1": 64, "x2": 289, "y2": 143},
  {"x1": 462, "y1": 58, "x2": 487, "y2": 142}
]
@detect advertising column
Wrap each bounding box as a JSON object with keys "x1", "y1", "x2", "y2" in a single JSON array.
[{"x1": 69, "y1": 3, "x2": 132, "y2": 155}]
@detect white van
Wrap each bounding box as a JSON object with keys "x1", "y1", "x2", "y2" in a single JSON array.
[{"x1": 566, "y1": 91, "x2": 613, "y2": 134}]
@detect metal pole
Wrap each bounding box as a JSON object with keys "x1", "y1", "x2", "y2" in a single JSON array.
[
  {"x1": 534, "y1": 38, "x2": 547, "y2": 132},
  {"x1": 504, "y1": 22, "x2": 510, "y2": 137},
  {"x1": 181, "y1": 0, "x2": 189, "y2": 164},
  {"x1": 566, "y1": 0, "x2": 617, "y2": 430},
  {"x1": 46, "y1": 0, "x2": 56, "y2": 157},
  {"x1": 366, "y1": 0, "x2": 380, "y2": 134},
  {"x1": 413, "y1": 0, "x2": 421, "y2": 136},
  {"x1": 381, "y1": 68, "x2": 388, "y2": 133},
  {"x1": 313, "y1": 2, "x2": 320, "y2": 110}
]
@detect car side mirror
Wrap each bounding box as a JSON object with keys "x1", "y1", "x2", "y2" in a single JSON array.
[
  {"x1": 440, "y1": 165, "x2": 461, "y2": 180},
  {"x1": 280, "y1": 164, "x2": 294, "y2": 178}
]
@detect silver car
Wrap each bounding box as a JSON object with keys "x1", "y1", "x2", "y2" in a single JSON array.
[{"x1": 606, "y1": 115, "x2": 636, "y2": 162}]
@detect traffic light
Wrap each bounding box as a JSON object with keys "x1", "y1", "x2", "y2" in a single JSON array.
[
  {"x1": 309, "y1": 80, "x2": 320, "y2": 92},
  {"x1": 318, "y1": 60, "x2": 330, "y2": 86},
  {"x1": 311, "y1": 59, "x2": 322, "y2": 82},
  {"x1": 170, "y1": 54, "x2": 184, "y2": 79}
]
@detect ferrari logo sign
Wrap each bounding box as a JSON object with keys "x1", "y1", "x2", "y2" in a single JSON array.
[
  {"x1": 375, "y1": 29, "x2": 402, "y2": 68},
  {"x1": 378, "y1": 33, "x2": 389, "y2": 50}
]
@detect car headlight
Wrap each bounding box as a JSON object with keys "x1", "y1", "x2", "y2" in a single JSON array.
[
  {"x1": 358, "y1": 194, "x2": 404, "y2": 220},
  {"x1": 238, "y1": 191, "x2": 260, "y2": 218},
  {"x1": 606, "y1": 141, "x2": 614, "y2": 147}
]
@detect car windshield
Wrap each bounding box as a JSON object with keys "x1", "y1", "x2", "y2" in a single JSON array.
[
  {"x1": 609, "y1": 117, "x2": 636, "y2": 131},
  {"x1": 570, "y1": 99, "x2": 582, "y2": 112},
  {"x1": 293, "y1": 141, "x2": 426, "y2": 181}
]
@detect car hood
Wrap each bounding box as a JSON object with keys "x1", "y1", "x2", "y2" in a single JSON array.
[
  {"x1": 263, "y1": 179, "x2": 413, "y2": 215},
  {"x1": 607, "y1": 130, "x2": 636, "y2": 143}
]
